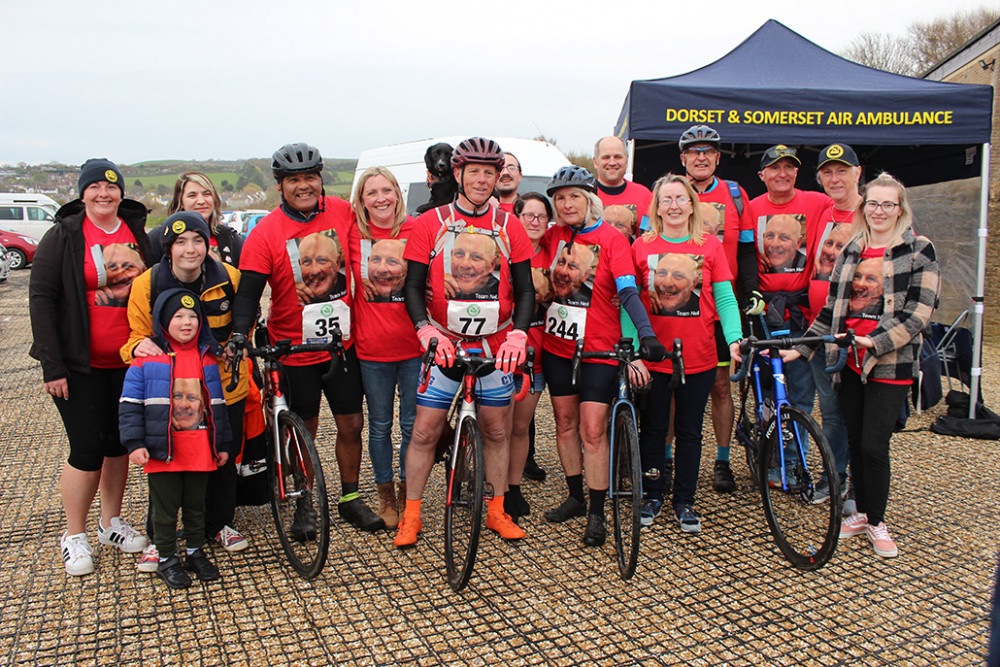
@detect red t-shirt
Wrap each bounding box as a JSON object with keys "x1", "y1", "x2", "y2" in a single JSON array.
[
  {"x1": 843, "y1": 246, "x2": 909, "y2": 385},
  {"x1": 498, "y1": 201, "x2": 516, "y2": 214},
  {"x1": 745, "y1": 189, "x2": 833, "y2": 321},
  {"x1": 82, "y1": 217, "x2": 146, "y2": 368},
  {"x1": 632, "y1": 233, "x2": 732, "y2": 374},
  {"x1": 597, "y1": 180, "x2": 653, "y2": 229},
  {"x1": 540, "y1": 222, "x2": 636, "y2": 362},
  {"x1": 807, "y1": 206, "x2": 855, "y2": 320},
  {"x1": 693, "y1": 177, "x2": 750, "y2": 280},
  {"x1": 404, "y1": 204, "x2": 534, "y2": 355},
  {"x1": 349, "y1": 218, "x2": 422, "y2": 362},
  {"x1": 239, "y1": 197, "x2": 355, "y2": 366}
]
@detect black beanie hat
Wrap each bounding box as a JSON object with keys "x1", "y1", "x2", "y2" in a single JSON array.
[
  {"x1": 78, "y1": 158, "x2": 124, "y2": 197},
  {"x1": 158, "y1": 289, "x2": 203, "y2": 333},
  {"x1": 161, "y1": 211, "x2": 211, "y2": 250}
]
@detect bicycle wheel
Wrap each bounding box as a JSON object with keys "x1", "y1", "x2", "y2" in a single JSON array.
[
  {"x1": 734, "y1": 379, "x2": 762, "y2": 489},
  {"x1": 759, "y1": 405, "x2": 841, "y2": 570},
  {"x1": 444, "y1": 416, "x2": 485, "y2": 591},
  {"x1": 611, "y1": 405, "x2": 642, "y2": 580},
  {"x1": 268, "y1": 410, "x2": 330, "y2": 579}
]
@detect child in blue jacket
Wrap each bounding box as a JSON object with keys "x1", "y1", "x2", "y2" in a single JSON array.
[{"x1": 120, "y1": 289, "x2": 231, "y2": 589}]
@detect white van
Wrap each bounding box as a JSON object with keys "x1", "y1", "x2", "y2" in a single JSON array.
[
  {"x1": 0, "y1": 194, "x2": 61, "y2": 240},
  {"x1": 352, "y1": 136, "x2": 571, "y2": 215}
]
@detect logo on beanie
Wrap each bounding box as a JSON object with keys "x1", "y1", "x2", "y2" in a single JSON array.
[
  {"x1": 104, "y1": 169, "x2": 118, "y2": 183},
  {"x1": 172, "y1": 220, "x2": 187, "y2": 234},
  {"x1": 827, "y1": 145, "x2": 844, "y2": 158},
  {"x1": 181, "y1": 295, "x2": 196, "y2": 309}
]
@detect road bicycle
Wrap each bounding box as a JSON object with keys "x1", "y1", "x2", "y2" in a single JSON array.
[
  {"x1": 228, "y1": 324, "x2": 344, "y2": 579},
  {"x1": 730, "y1": 318, "x2": 856, "y2": 570},
  {"x1": 571, "y1": 337, "x2": 683, "y2": 580},
  {"x1": 418, "y1": 341, "x2": 532, "y2": 592}
]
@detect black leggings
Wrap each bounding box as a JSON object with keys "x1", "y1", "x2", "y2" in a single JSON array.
[
  {"x1": 55, "y1": 367, "x2": 128, "y2": 471},
  {"x1": 837, "y1": 368, "x2": 910, "y2": 526}
]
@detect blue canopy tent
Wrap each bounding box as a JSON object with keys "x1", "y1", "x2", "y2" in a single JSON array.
[{"x1": 614, "y1": 19, "x2": 994, "y2": 415}]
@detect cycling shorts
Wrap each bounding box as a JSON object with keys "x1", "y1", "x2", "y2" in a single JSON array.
[
  {"x1": 416, "y1": 364, "x2": 514, "y2": 410},
  {"x1": 284, "y1": 345, "x2": 364, "y2": 418},
  {"x1": 542, "y1": 350, "x2": 617, "y2": 405}
]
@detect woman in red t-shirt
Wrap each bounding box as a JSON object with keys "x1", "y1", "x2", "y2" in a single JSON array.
[
  {"x1": 349, "y1": 166, "x2": 422, "y2": 529},
  {"x1": 504, "y1": 192, "x2": 552, "y2": 521},
  {"x1": 632, "y1": 174, "x2": 742, "y2": 533},
  {"x1": 29, "y1": 158, "x2": 154, "y2": 576},
  {"x1": 786, "y1": 173, "x2": 940, "y2": 559}
]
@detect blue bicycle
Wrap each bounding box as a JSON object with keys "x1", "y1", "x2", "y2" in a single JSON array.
[{"x1": 731, "y1": 319, "x2": 856, "y2": 570}]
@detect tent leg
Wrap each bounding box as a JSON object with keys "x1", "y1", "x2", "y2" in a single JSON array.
[{"x1": 969, "y1": 142, "x2": 990, "y2": 418}]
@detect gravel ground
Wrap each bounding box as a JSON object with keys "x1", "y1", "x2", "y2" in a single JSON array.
[{"x1": 1, "y1": 268, "x2": 997, "y2": 666}]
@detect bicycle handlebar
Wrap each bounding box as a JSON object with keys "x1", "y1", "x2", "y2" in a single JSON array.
[
  {"x1": 226, "y1": 326, "x2": 345, "y2": 392},
  {"x1": 416, "y1": 338, "x2": 534, "y2": 402},
  {"x1": 571, "y1": 338, "x2": 684, "y2": 390},
  {"x1": 729, "y1": 329, "x2": 857, "y2": 383}
]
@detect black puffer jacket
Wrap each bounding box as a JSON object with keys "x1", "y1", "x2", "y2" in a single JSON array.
[
  {"x1": 147, "y1": 218, "x2": 243, "y2": 267},
  {"x1": 29, "y1": 198, "x2": 152, "y2": 381}
]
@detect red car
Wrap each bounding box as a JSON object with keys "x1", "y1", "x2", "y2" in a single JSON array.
[{"x1": 0, "y1": 228, "x2": 38, "y2": 270}]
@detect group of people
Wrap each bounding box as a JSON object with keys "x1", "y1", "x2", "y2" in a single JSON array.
[{"x1": 29, "y1": 127, "x2": 939, "y2": 586}]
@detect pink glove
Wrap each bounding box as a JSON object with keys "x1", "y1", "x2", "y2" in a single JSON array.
[
  {"x1": 417, "y1": 325, "x2": 456, "y2": 367},
  {"x1": 495, "y1": 329, "x2": 528, "y2": 374}
]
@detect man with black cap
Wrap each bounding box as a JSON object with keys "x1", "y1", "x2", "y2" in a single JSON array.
[
  {"x1": 229, "y1": 143, "x2": 383, "y2": 533},
  {"x1": 744, "y1": 145, "x2": 833, "y2": 485}
]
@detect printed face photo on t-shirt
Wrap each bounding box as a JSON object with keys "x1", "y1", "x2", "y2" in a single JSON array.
[
  {"x1": 443, "y1": 230, "x2": 501, "y2": 301},
  {"x1": 287, "y1": 230, "x2": 347, "y2": 305},
  {"x1": 532, "y1": 266, "x2": 553, "y2": 305},
  {"x1": 758, "y1": 214, "x2": 807, "y2": 274},
  {"x1": 700, "y1": 202, "x2": 726, "y2": 242},
  {"x1": 647, "y1": 252, "x2": 703, "y2": 317},
  {"x1": 360, "y1": 238, "x2": 407, "y2": 303},
  {"x1": 849, "y1": 256, "x2": 884, "y2": 318},
  {"x1": 814, "y1": 222, "x2": 852, "y2": 281},
  {"x1": 207, "y1": 243, "x2": 222, "y2": 264},
  {"x1": 171, "y1": 377, "x2": 205, "y2": 431},
  {"x1": 89, "y1": 242, "x2": 146, "y2": 307},
  {"x1": 603, "y1": 205, "x2": 637, "y2": 240},
  {"x1": 550, "y1": 241, "x2": 600, "y2": 308}
]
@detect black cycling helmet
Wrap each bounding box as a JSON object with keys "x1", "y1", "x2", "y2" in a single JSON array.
[
  {"x1": 450, "y1": 137, "x2": 505, "y2": 170},
  {"x1": 546, "y1": 165, "x2": 597, "y2": 196},
  {"x1": 272, "y1": 143, "x2": 324, "y2": 179},
  {"x1": 679, "y1": 125, "x2": 721, "y2": 152}
]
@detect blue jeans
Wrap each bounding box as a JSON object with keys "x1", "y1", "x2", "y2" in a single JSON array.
[
  {"x1": 808, "y1": 352, "x2": 848, "y2": 477},
  {"x1": 359, "y1": 357, "x2": 421, "y2": 485}
]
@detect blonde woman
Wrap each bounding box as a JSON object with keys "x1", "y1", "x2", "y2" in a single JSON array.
[{"x1": 149, "y1": 171, "x2": 244, "y2": 267}]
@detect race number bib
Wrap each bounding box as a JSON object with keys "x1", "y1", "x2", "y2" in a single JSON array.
[
  {"x1": 546, "y1": 303, "x2": 587, "y2": 341},
  {"x1": 302, "y1": 299, "x2": 351, "y2": 343},
  {"x1": 447, "y1": 300, "x2": 500, "y2": 337}
]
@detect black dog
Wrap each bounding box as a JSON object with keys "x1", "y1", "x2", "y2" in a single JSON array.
[{"x1": 415, "y1": 142, "x2": 458, "y2": 214}]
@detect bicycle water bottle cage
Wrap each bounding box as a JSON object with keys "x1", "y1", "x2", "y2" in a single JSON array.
[{"x1": 771, "y1": 329, "x2": 790, "y2": 336}]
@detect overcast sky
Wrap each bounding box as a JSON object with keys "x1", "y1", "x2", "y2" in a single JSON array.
[{"x1": 0, "y1": 0, "x2": 993, "y2": 165}]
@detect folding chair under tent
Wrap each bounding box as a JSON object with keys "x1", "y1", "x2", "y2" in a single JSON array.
[{"x1": 613, "y1": 19, "x2": 994, "y2": 417}]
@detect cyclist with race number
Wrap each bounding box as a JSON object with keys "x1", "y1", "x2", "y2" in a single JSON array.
[
  {"x1": 228, "y1": 143, "x2": 383, "y2": 533},
  {"x1": 394, "y1": 137, "x2": 535, "y2": 548},
  {"x1": 632, "y1": 174, "x2": 743, "y2": 532},
  {"x1": 540, "y1": 165, "x2": 666, "y2": 547}
]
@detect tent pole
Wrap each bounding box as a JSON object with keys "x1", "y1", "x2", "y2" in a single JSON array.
[{"x1": 969, "y1": 141, "x2": 990, "y2": 418}]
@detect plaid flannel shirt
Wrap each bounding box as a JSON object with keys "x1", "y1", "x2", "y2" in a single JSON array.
[{"x1": 796, "y1": 227, "x2": 940, "y2": 383}]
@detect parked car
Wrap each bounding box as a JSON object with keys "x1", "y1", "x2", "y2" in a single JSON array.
[
  {"x1": 0, "y1": 242, "x2": 10, "y2": 282},
  {"x1": 0, "y1": 228, "x2": 39, "y2": 270},
  {"x1": 225, "y1": 209, "x2": 269, "y2": 235},
  {"x1": 0, "y1": 199, "x2": 57, "y2": 240},
  {"x1": 244, "y1": 214, "x2": 268, "y2": 238}
]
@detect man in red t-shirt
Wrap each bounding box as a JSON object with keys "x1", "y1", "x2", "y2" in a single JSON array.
[
  {"x1": 394, "y1": 137, "x2": 536, "y2": 549},
  {"x1": 496, "y1": 152, "x2": 522, "y2": 213},
  {"x1": 744, "y1": 144, "x2": 834, "y2": 452},
  {"x1": 593, "y1": 136, "x2": 653, "y2": 229},
  {"x1": 229, "y1": 142, "x2": 384, "y2": 533}
]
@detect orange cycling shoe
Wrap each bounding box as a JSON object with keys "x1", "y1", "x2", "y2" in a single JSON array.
[
  {"x1": 486, "y1": 496, "x2": 526, "y2": 540},
  {"x1": 394, "y1": 502, "x2": 423, "y2": 548}
]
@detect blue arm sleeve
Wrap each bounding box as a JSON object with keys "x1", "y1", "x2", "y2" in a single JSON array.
[
  {"x1": 617, "y1": 284, "x2": 655, "y2": 340},
  {"x1": 738, "y1": 230, "x2": 755, "y2": 243},
  {"x1": 713, "y1": 281, "x2": 743, "y2": 345}
]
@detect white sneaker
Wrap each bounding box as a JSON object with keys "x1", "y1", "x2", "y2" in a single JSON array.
[
  {"x1": 61, "y1": 532, "x2": 94, "y2": 576},
  {"x1": 97, "y1": 517, "x2": 149, "y2": 553},
  {"x1": 215, "y1": 525, "x2": 249, "y2": 552},
  {"x1": 137, "y1": 543, "x2": 159, "y2": 573}
]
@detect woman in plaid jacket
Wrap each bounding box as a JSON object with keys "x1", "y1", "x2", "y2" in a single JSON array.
[{"x1": 787, "y1": 173, "x2": 939, "y2": 559}]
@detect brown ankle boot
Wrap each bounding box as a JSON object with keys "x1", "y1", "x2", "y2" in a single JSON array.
[
  {"x1": 377, "y1": 482, "x2": 399, "y2": 529},
  {"x1": 396, "y1": 481, "x2": 407, "y2": 521}
]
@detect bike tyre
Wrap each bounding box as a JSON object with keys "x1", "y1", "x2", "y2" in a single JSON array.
[
  {"x1": 444, "y1": 416, "x2": 485, "y2": 591},
  {"x1": 611, "y1": 405, "x2": 642, "y2": 580},
  {"x1": 268, "y1": 410, "x2": 330, "y2": 579},
  {"x1": 759, "y1": 405, "x2": 841, "y2": 570}
]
